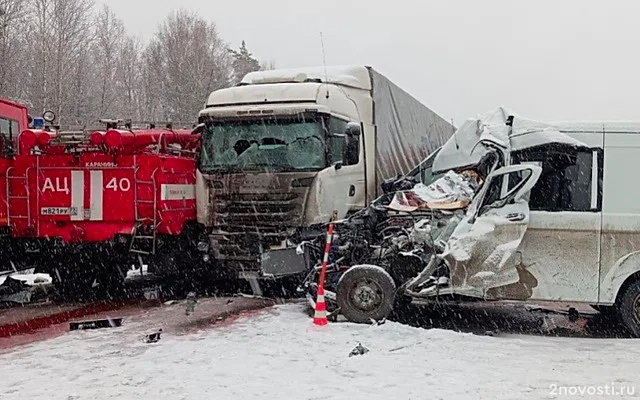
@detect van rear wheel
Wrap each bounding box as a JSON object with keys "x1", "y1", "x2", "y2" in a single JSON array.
[{"x1": 616, "y1": 280, "x2": 640, "y2": 337}]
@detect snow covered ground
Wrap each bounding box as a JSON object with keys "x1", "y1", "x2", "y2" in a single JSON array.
[{"x1": 0, "y1": 304, "x2": 638, "y2": 399}]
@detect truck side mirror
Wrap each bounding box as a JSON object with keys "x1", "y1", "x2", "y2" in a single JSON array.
[
  {"x1": 191, "y1": 123, "x2": 205, "y2": 135},
  {"x1": 344, "y1": 122, "x2": 361, "y2": 137},
  {"x1": 342, "y1": 122, "x2": 361, "y2": 166}
]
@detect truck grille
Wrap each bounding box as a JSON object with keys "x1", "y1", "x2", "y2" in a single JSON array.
[{"x1": 210, "y1": 192, "x2": 304, "y2": 271}]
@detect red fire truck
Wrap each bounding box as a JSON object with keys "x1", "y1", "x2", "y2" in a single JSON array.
[{"x1": 0, "y1": 99, "x2": 204, "y2": 300}]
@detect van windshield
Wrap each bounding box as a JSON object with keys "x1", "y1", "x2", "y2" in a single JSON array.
[{"x1": 200, "y1": 116, "x2": 326, "y2": 173}]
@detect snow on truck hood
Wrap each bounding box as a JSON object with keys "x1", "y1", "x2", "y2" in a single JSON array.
[{"x1": 432, "y1": 106, "x2": 590, "y2": 173}]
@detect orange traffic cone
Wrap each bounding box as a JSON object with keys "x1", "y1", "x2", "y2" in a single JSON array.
[{"x1": 312, "y1": 285, "x2": 328, "y2": 326}]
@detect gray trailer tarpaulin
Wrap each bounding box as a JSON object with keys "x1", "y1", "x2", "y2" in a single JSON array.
[{"x1": 369, "y1": 67, "x2": 455, "y2": 196}]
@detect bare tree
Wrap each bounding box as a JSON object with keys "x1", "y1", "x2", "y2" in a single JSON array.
[
  {"x1": 260, "y1": 60, "x2": 277, "y2": 71},
  {"x1": 0, "y1": 0, "x2": 30, "y2": 102},
  {"x1": 144, "y1": 9, "x2": 232, "y2": 123},
  {"x1": 117, "y1": 35, "x2": 143, "y2": 121},
  {"x1": 27, "y1": 0, "x2": 53, "y2": 114},
  {"x1": 27, "y1": 0, "x2": 95, "y2": 124},
  {"x1": 138, "y1": 43, "x2": 163, "y2": 122},
  {"x1": 91, "y1": 5, "x2": 125, "y2": 119},
  {"x1": 4, "y1": 3, "x2": 275, "y2": 125}
]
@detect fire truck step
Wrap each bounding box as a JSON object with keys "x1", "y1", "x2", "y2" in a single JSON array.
[
  {"x1": 137, "y1": 200, "x2": 155, "y2": 204},
  {"x1": 134, "y1": 235, "x2": 155, "y2": 240},
  {"x1": 130, "y1": 249, "x2": 152, "y2": 255}
]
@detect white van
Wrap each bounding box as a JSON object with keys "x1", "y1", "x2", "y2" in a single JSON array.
[{"x1": 340, "y1": 108, "x2": 640, "y2": 336}]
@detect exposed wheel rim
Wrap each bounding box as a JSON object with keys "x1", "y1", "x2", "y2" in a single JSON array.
[
  {"x1": 634, "y1": 293, "x2": 640, "y2": 323},
  {"x1": 349, "y1": 278, "x2": 383, "y2": 312}
]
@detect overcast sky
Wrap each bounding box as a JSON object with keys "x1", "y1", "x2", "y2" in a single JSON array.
[{"x1": 100, "y1": 0, "x2": 640, "y2": 125}]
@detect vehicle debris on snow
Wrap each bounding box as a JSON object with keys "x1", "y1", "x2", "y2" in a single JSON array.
[
  {"x1": 0, "y1": 269, "x2": 53, "y2": 305},
  {"x1": 143, "y1": 329, "x2": 163, "y2": 343},
  {"x1": 185, "y1": 292, "x2": 197, "y2": 315},
  {"x1": 69, "y1": 318, "x2": 123, "y2": 331},
  {"x1": 349, "y1": 343, "x2": 370, "y2": 357}
]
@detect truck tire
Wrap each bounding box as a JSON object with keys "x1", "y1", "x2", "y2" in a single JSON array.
[
  {"x1": 336, "y1": 265, "x2": 396, "y2": 324},
  {"x1": 616, "y1": 280, "x2": 640, "y2": 337}
]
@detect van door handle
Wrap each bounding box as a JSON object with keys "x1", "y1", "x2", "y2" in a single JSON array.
[{"x1": 349, "y1": 185, "x2": 356, "y2": 197}]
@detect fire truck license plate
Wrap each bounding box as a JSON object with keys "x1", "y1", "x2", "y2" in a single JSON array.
[{"x1": 40, "y1": 207, "x2": 79, "y2": 216}]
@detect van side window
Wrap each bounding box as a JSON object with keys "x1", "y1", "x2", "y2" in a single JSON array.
[
  {"x1": 327, "y1": 117, "x2": 347, "y2": 165},
  {"x1": 512, "y1": 144, "x2": 598, "y2": 212}
]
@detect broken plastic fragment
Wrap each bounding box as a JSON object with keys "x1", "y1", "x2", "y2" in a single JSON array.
[
  {"x1": 349, "y1": 343, "x2": 370, "y2": 357},
  {"x1": 436, "y1": 277, "x2": 450, "y2": 286}
]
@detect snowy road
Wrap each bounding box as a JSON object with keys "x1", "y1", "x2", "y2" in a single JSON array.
[{"x1": 0, "y1": 304, "x2": 638, "y2": 400}]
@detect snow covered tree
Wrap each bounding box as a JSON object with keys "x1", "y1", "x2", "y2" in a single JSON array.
[{"x1": 229, "y1": 40, "x2": 261, "y2": 84}]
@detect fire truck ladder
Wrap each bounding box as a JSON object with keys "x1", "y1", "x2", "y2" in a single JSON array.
[
  {"x1": 6, "y1": 167, "x2": 30, "y2": 227},
  {"x1": 129, "y1": 168, "x2": 158, "y2": 257}
]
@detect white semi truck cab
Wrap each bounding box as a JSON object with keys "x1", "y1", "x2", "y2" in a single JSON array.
[{"x1": 195, "y1": 65, "x2": 453, "y2": 280}]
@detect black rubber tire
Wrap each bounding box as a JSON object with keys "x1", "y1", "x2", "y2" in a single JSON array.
[
  {"x1": 616, "y1": 280, "x2": 640, "y2": 337},
  {"x1": 336, "y1": 265, "x2": 396, "y2": 324}
]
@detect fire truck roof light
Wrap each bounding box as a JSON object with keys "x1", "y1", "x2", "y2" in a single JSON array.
[{"x1": 32, "y1": 117, "x2": 45, "y2": 129}]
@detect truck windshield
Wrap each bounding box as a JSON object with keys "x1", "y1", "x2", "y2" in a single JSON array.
[{"x1": 200, "y1": 117, "x2": 326, "y2": 172}]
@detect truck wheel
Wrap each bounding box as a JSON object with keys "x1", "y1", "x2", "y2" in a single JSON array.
[
  {"x1": 616, "y1": 280, "x2": 640, "y2": 337},
  {"x1": 336, "y1": 265, "x2": 396, "y2": 324}
]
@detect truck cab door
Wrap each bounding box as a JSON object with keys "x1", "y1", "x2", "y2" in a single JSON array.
[
  {"x1": 309, "y1": 121, "x2": 365, "y2": 223},
  {"x1": 444, "y1": 164, "x2": 542, "y2": 299}
]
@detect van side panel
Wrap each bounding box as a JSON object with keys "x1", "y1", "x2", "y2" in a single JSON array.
[
  {"x1": 599, "y1": 133, "x2": 640, "y2": 304},
  {"x1": 517, "y1": 212, "x2": 601, "y2": 302}
]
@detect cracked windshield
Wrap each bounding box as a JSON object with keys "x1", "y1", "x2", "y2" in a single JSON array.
[
  {"x1": 1, "y1": 0, "x2": 639, "y2": 399},
  {"x1": 201, "y1": 118, "x2": 326, "y2": 171}
]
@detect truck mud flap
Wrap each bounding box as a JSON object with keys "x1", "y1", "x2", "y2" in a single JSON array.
[{"x1": 261, "y1": 247, "x2": 310, "y2": 277}]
